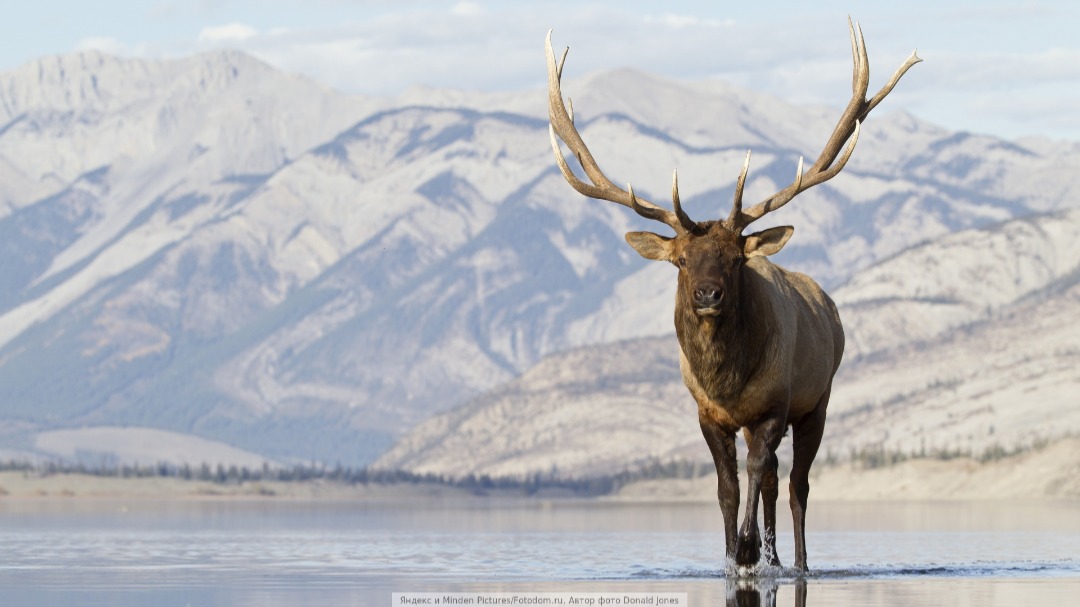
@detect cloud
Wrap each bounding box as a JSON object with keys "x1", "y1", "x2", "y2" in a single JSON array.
[
  {"x1": 925, "y1": 48, "x2": 1080, "y2": 89},
  {"x1": 645, "y1": 13, "x2": 735, "y2": 29},
  {"x1": 150, "y1": 0, "x2": 231, "y2": 20},
  {"x1": 70, "y1": 1, "x2": 1080, "y2": 141},
  {"x1": 229, "y1": 5, "x2": 807, "y2": 96},
  {"x1": 198, "y1": 23, "x2": 259, "y2": 44},
  {"x1": 451, "y1": 1, "x2": 484, "y2": 17}
]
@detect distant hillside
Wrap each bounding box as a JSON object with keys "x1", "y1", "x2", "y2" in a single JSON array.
[
  {"x1": 612, "y1": 435, "x2": 1080, "y2": 501},
  {"x1": 377, "y1": 210, "x2": 1080, "y2": 478},
  {"x1": 2, "y1": 49, "x2": 1079, "y2": 467}
]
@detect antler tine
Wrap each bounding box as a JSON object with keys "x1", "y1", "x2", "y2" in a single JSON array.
[
  {"x1": 556, "y1": 45, "x2": 568, "y2": 80},
  {"x1": 628, "y1": 183, "x2": 672, "y2": 224},
  {"x1": 729, "y1": 19, "x2": 919, "y2": 232},
  {"x1": 726, "y1": 150, "x2": 752, "y2": 225},
  {"x1": 546, "y1": 30, "x2": 692, "y2": 234},
  {"x1": 864, "y1": 49, "x2": 922, "y2": 118},
  {"x1": 671, "y1": 169, "x2": 700, "y2": 233},
  {"x1": 849, "y1": 17, "x2": 860, "y2": 94},
  {"x1": 810, "y1": 18, "x2": 870, "y2": 176},
  {"x1": 736, "y1": 156, "x2": 805, "y2": 225}
]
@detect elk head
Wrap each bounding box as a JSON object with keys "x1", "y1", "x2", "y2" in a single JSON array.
[{"x1": 546, "y1": 21, "x2": 921, "y2": 321}]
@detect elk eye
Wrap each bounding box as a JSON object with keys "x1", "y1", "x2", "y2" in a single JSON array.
[{"x1": 677, "y1": 256, "x2": 687, "y2": 267}]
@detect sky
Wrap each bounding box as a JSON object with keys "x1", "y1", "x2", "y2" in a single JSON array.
[{"x1": 4, "y1": 1, "x2": 1080, "y2": 142}]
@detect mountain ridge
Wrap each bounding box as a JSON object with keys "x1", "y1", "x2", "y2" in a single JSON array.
[{"x1": 0, "y1": 49, "x2": 1076, "y2": 467}]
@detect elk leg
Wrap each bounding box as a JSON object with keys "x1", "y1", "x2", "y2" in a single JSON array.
[
  {"x1": 746, "y1": 426, "x2": 781, "y2": 567},
  {"x1": 761, "y1": 445, "x2": 781, "y2": 567},
  {"x1": 737, "y1": 416, "x2": 784, "y2": 568},
  {"x1": 700, "y1": 421, "x2": 739, "y2": 563},
  {"x1": 790, "y1": 388, "x2": 829, "y2": 573}
]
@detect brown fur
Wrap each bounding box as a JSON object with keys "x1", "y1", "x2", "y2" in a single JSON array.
[
  {"x1": 627, "y1": 223, "x2": 843, "y2": 572},
  {"x1": 674, "y1": 265, "x2": 769, "y2": 411},
  {"x1": 546, "y1": 22, "x2": 918, "y2": 573}
]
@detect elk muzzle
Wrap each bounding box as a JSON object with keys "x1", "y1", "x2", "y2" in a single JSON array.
[{"x1": 692, "y1": 282, "x2": 725, "y2": 316}]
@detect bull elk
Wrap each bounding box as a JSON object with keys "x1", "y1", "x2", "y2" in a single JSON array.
[{"x1": 546, "y1": 21, "x2": 920, "y2": 573}]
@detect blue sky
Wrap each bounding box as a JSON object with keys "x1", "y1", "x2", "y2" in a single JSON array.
[{"x1": 4, "y1": 1, "x2": 1080, "y2": 141}]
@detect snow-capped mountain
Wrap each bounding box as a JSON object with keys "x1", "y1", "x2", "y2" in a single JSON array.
[{"x1": 2, "y1": 50, "x2": 1078, "y2": 467}]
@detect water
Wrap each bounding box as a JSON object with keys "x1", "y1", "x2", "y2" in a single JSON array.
[{"x1": 1, "y1": 497, "x2": 1078, "y2": 606}]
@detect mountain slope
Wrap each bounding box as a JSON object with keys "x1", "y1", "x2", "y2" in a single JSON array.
[
  {"x1": 375, "y1": 336, "x2": 697, "y2": 478},
  {"x1": 827, "y1": 209, "x2": 1080, "y2": 457},
  {"x1": 377, "y1": 210, "x2": 1080, "y2": 477},
  {"x1": 2, "y1": 51, "x2": 1080, "y2": 466}
]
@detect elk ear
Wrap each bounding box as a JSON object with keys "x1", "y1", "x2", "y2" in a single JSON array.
[
  {"x1": 625, "y1": 231, "x2": 675, "y2": 262},
  {"x1": 744, "y1": 225, "x2": 794, "y2": 258}
]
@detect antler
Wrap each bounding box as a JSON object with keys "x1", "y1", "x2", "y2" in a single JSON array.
[
  {"x1": 546, "y1": 30, "x2": 700, "y2": 235},
  {"x1": 725, "y1": 18, "x2": 922, "y2": 233}
]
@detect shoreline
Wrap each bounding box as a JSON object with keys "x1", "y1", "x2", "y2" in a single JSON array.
[
  {"x1": 3, "y1": 435, "x2": 1078, "y2": 502},
  {"x1": 0, "y1": 471, "x2": 482, "y2": 501},
  {"x1": 612, "y1": 434, "x2": 1080, "y2": 502}
]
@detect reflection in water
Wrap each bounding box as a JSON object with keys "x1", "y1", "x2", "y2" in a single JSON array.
[
  {"x1": 2, "y1": 500, "x2": 1079, "y2": 605},
  {"x1": 727, "y1": 578, "x2": 806, "y2": 607}
]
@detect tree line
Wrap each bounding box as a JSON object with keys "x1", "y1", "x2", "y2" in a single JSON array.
[
  {"x1": 2, "y1": 434, "x2": 1060, "y2": 496},
  {"x1": 0, "y1": 457, "x2": 715, "y2": 497}
]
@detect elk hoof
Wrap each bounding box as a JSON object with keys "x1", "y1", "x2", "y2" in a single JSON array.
[{"x1": 735, "y1": 532, "x2": 761, "y2": 567}]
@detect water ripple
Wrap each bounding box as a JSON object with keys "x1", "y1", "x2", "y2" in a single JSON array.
[{"x1": 618, "y1": 559, "x2": 1080, "y2": 582}]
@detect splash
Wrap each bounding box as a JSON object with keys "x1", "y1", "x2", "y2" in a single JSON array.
[
  {"x1": 722, "y1": 554, "x2": 802, "y2": 580},
  {"x1": 623, "y1": 559, "x2": 1080, "y2": 582}
]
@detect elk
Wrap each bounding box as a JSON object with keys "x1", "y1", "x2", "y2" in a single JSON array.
[{"x1": 546, "y1": 22, "x2": 920, "y2": 573}]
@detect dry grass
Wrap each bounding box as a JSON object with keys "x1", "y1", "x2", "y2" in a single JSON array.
[{"x1": 610, "y1": 435, "x2": 1080, "y2": 502}]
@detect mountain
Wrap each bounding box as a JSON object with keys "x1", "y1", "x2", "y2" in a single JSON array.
[
  {"x1": 827, "y1": 208, "x2": 1080, "y2": 457},
  {"x1": 0, "y1": 50, "x2": 379, "y2": 463},
  {"x1": 2, "y1": 51, "x2": 1079, "y2": 467},
  {"x1": 375, "y1": 336, "x2": 696, "y2": 478},
  {"x1": 376, "y1": 209, "x2": 1080, "y2": 477}
]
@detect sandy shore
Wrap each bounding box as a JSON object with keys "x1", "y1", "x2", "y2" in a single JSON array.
[
  {"x1": 611, "y1": 435, "x2": 1080, "y2": 502},
  {"x1": 2, "y1": 436, "x2": 1078, "y2": 502},
  {"x1": 0, "y1": 472, "x2": 476, "y2": 500}
]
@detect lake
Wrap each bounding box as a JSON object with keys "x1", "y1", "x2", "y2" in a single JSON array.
[{"x1": 1, "y1": 496, "x2": 1078, "y2": 606}]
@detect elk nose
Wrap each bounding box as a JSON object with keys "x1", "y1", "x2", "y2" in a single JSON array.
[{"x1": 693, "y1": 284, "x2": 724, "y2": 308}]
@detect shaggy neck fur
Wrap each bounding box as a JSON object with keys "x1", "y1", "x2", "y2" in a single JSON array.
[{"x1": 674, "y1": 266, "x2": 770, "y2": 404}]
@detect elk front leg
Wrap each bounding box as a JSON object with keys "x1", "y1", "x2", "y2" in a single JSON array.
[
  {"x1": 700, "y1": 421, "x2": 740, "y2": 563},
  {"x1": 790, "y1": 390, "x2": 829, "y2": 572},
  {"x1": 736, "y1": 415, "x2": 785, "y2": 568},
  {"x1": 761, "y1": 445, "x2": 781, "y2": 568}
]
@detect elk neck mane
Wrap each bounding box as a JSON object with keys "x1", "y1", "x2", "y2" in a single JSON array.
[{"x1": 674, "y1": 263, "x2": 772, "y2": 404}]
